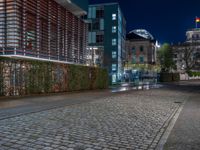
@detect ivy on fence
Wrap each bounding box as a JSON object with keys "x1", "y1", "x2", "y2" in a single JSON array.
[{"x1": 0, "y1": 57, "x2": 109, "y2": 96}]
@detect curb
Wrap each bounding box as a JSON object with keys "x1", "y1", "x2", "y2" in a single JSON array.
[{"x1": 155, "y1": 100, "x2": 186, "y2": 150}]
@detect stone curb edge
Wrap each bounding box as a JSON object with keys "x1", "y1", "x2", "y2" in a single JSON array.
[{"x1": 154, "y1": 100, "x2": 186, "y2": 150}]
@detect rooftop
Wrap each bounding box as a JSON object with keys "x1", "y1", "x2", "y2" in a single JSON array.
[
  {"x1": 127, "y1": 29, "x2": 155, "y2": 41},
  {"x1": 187, "y1": 28, "x2": 200, "y2": 32},
  {"x1": 54, "y1": 0, "x2": 87, "y2": 16},
  {"x1": 89, "y1": 2, "x2": 119, "y2": 6}
]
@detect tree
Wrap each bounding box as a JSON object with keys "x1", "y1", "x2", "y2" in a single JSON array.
[
  {"x1": 173, "y1": 42, "x2": 200, "y2": 72},
  {"x1": 181, "y1": 42, "x2": 199, "y2": 72},
  {"x1": 183, "y1": 46, "x2": 194, "y2": 72},
  {"x1": 158, "y1": 43, "x2": 175, "y2": 72}
]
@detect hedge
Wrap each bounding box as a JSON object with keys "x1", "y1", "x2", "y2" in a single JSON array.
[
  {"x1": 0, "y1": 57, "x2": 109, "y2": 96},
  {"x1": 187, "y1": 71, "x2": 200, "y2": 77},
  {"x1": 160, "y1": 73, "x2": 180, "y2": 82}
]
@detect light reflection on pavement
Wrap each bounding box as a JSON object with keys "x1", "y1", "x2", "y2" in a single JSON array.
[{"x1": 110, "y1": 82, "x2": 163, "y2": 93}]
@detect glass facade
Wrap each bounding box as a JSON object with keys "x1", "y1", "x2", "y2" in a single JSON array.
[
  {"x1": 88, "y1": 3, "x2": 126, "y2": 84},
  {"x1": 0, "y1": 0, "x2": 88, "y2": 64}
]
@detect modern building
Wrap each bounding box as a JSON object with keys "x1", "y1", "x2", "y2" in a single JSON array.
[
  {"x1": 0, "y1": 0, "x2": 88, "y2": 64},
  {"x1": 87, "y1": 3, "x2": 126, "y2": 84},
  {"x1": 172, "y1": 28, "x2": 200, "y2": 72},
  {"x1": 126, "y1": 29, "x2": 157, "y2": 65}
]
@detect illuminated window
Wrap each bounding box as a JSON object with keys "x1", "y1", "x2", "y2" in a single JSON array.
[
  {"x1": 140, "y1": 56, "x2": 144, "y2": 63},
  {"x1": 112, "y1": 51, "x2": 117, "y2": 59},
  {"x1": 112, "y1": 74, "x2": 117, "y2": 83},
  {"x1": 132, "y1": 47, "x2": 136, "y2": 54},
  {"x1": 112, "y1": 26, "x2": 117, "y2": 33},
  {"x1": 112, "y1": 14, "x2": 116, "y2": 20},
  {"x1": 112, "y1": 39, "x2": 117, "y2": 46},
  {"x1": 112, "y1": 64, "x2": 117, "y2": 71},
  {"x1": 132, "y1": 56, "x2": 136, "y2": 64}
]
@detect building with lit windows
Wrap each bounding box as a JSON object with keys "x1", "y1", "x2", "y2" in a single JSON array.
[
  {"x1": 0, "y1": 0, "x2": 88, "y2": 64},
  {"x1": 186, "y1": 28, "x2": 200, "y2": 43},
  {"x1": 172, "y1": 28, "x2": 200, "y2": 72},
  {"x1": 87, "y1": 3, "x2": 126, "y2": 84},
  {"x1": 126, "y1": 29, "x2": 157, "y2": 65}
]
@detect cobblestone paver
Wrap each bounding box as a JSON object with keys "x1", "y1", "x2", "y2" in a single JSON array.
[{"x1": 0, "y1": 90, "x2": 188, "y2": 150}]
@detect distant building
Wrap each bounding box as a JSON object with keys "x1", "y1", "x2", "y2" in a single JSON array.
[
  {"x1": 186, "y1": 28, "x2": 200, "y2": 43},
  {"x1": 126, "y1": 29, "x2": 157, "y2": 65},
  {"x1": 87, "y1": 3, "x2": 126, "y2": 84},
  {"x1": 0, "y1": 0, "x2": 88, "y2": 65},
  {"x1": 172, "y1": 28, "x2": 200, "y2": 72}
]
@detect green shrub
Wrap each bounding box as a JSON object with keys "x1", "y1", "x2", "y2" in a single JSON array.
[
  {"x1": 187, "y1": 71, "x2": 193, "y2": 77},
  {"x1": 187, "y1": 71, "x2": 200, "y2": 77}
]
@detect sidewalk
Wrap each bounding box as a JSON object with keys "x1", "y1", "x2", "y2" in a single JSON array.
[
  {"x1": 164, "y1": 81, "x2": 200, "y2": 150},
  {"x1": 164, "y1": 90, "x2": 200, "y2": 150}
]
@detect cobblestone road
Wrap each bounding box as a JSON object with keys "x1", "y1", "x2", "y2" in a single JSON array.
[{"x1": 0, "y1": 89, "x2": 189, "y2": 150}]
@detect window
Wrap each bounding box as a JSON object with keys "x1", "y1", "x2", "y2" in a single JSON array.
[
  {"x1": 112, "y1": 14, "x2": 116, "y2": 20},
  {"x1": 192, "y1": 35, "x2": 195, "y2": 39},
  {"x1": 100, "y1": 19, "x2": 104, "y2": 30},
  {"x1": 112, "y1": 39, "x2": 117, "y2": 46},
  {"x1": 96, "y1": 8, "x2": 104, "y2": 18},
  {"x1": 89, "y1": 32, "x2": 96, "y2": 43},
  {"x1": 196, "y1": 34, "x2": 199, "y2": 40},
  {"x1": 140, "y1": 46, "x2": 144, "y2": 52},
  {"x1": 112, "y1": 74, "x2": 117, "y2": 83},
  {"x1": 112, "y1": 64, "x2": 117, "y2": 71},
  {"x1": 88, "y1": 23, "x2": 92, "y2": 31},
  {"x1": 88, "y1": 32, "x2": 92, "y2": 44},
  {"x1": 93, "y1": 20, "x2": 100, "y2": 30},
  {"x1": 88, "y1": 7, "x2": 96, "y2": 19},
  {"x1": 140, "y1": 56, "x2": 144, "y2": 63},
  {"x1": 112, "y1": 51, "x2": 117, "y2": 59},
  {"x1": 132, "y1": 56, "x2": 136, "y2": 64},
  {"x1": 112, "y1": 26, "x2": 117, "y2": 33},
  {"x1": 88, "y1": 7, "x2": 92, "y2": 18},
  {"x1": 132, "y1": 47, "x2": 136, "y2": 54},
  {"x1": 96, "y1": 34, "x2": 104, "y2": 43}
]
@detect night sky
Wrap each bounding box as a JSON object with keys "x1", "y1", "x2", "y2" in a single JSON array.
[{"x1": 89, "y1": 0, "x2": 200, "y2": 44}]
